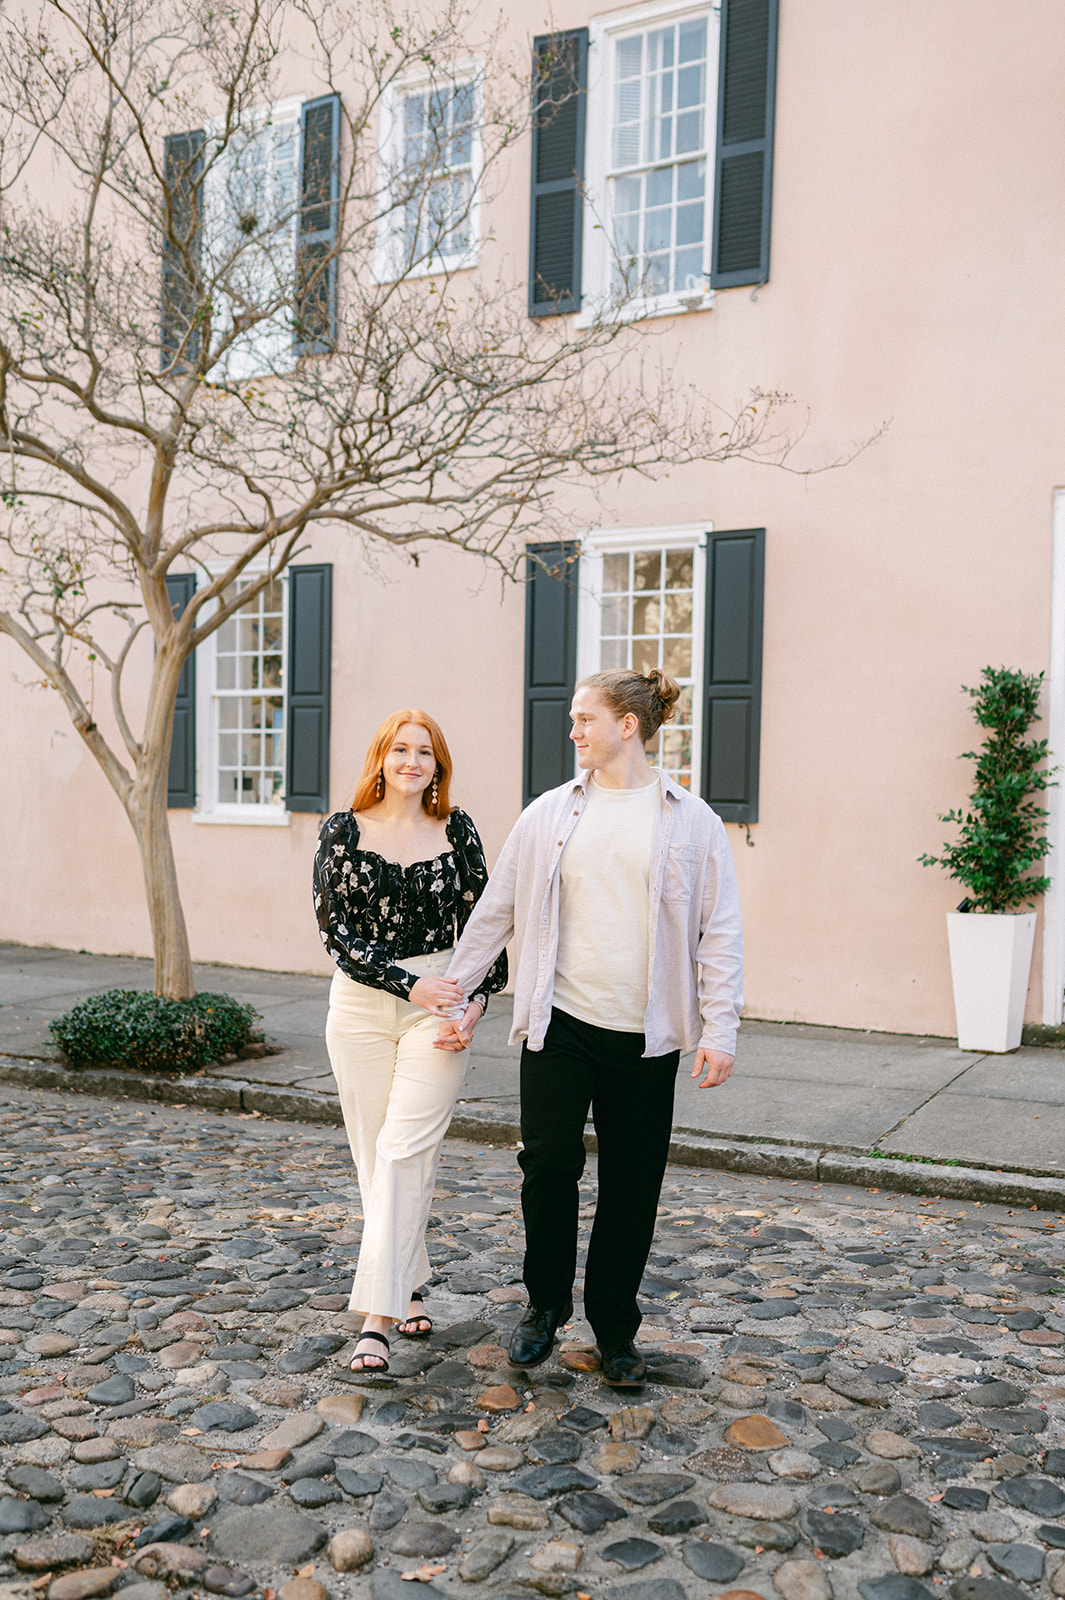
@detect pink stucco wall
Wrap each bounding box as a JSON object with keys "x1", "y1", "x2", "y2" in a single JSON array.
[{"x1": 3, "y1": 0, "x2": 1064, "y2": 1036}]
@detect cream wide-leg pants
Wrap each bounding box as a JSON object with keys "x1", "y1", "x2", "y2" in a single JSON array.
[{"x1": 325, "y1": 950, "x2": 469, "y2": 1321}]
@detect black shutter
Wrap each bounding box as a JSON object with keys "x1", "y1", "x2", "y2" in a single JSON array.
[
  {"x1": 286, "y1": 564, "x2": 332, "y2": 812},
  {"x1": 529, "y1": 30, "x2": 588, "y2": 317},
  {"x1": 161, "y1": 130, "x2": 205, "y2": 369},
  {"x1": 295, "y1": 94, "x2": 341, "y2": 357},
  {"x1": 165, "y1": 573, "x2": 197, "y2": 809},
  {"x1": 523, "y1": 543, "x2": 579, "y2": 805},
  {"x1": 710, "y1": 0, "x2": 778, "y2": 289},
  {"x1": 702, "y1": 529, "x2": 764, "y2": 823}
]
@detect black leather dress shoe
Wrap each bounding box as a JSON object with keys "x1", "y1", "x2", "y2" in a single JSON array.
[
  {"x1": 598, "y1": 1338, "x2": 647, "y2": 1388},
  {"x1": 507, "y1": 1300, "x2": 574, "y2": 1368}
]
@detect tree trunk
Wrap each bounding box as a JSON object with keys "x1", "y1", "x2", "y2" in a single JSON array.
[{"x1": 128, "y1": 764, "x2": 195, "y2": 999}]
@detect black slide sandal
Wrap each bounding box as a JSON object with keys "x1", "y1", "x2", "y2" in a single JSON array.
[
  {"x1": 349, "y1": 1329, "x2": 390, "y2": 1372},
  {"x1": 396, "y1": 1291, "x2": 433, "y2": 1338}
]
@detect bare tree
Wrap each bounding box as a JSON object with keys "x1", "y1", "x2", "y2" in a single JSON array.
[{"x1": 0, "y1": 0, "x2": 792, "y2": 998}]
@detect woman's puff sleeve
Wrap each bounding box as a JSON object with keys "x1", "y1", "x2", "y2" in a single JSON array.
[{"x1": 312, "y1": 814, "x2": 419, "y2": 999}]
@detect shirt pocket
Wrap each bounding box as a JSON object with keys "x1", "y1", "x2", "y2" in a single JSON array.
[{"x1": 661, "y1": 843, "x2": 703, "y2": 902}]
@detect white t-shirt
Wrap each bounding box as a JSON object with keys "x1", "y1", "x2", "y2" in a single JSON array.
[{"x1": 552, "y1": 775, "x2": 661, "y2": 1033}]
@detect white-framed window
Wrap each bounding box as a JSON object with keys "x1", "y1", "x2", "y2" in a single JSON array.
[
  {"x1": 577, "y1": 526, "x2": 706, "y2": 790},
  {"x1": 582, "y1": 1, "x2": 718, "y2": 321},
  {"x1": 376, "y1": 68, "x2": 481, "y2": 278},
  {"x1": 202, "y1": 97, "x2": 303, "y2": 382},
  {"x1": 192, "y1": 571, "x2": 291, "y2": 825}
]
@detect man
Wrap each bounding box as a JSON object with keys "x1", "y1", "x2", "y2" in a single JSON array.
[{"x1": 436, "y1": 667, "x2": 743, "y2": 1387}]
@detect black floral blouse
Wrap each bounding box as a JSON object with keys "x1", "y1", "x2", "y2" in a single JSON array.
[{"x1": 313, "y1": 807, "x2": 508, "y2": 1011}]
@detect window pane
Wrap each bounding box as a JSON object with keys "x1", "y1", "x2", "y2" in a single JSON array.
[
  {"x1": 663, "y1": 637, "x2": 692, "y2": 677},
  {"x1": 678, "y1": 17, "x2": 707, "y2": 62},
  {"x1": 677, "y1": 160, "x2": 704, "y2": 203},
  {"x1": 451, "y1": 82, "x2": 475, "y2": 164},
  {"x1": 662, "y1": 729, "x2": 692, "y2": 770},
  {"x1": 602, "y1": 552, "x2": 629, "y2": 593},
  {"x1": 664, "y1": 594, "x2": 693, "y2": 632},
  {"x1": 632, "y1": 638, "x2": 660, "y2": 676},
  {"x1": 632, "y1": 596, "x2": 661, "y2": 635},
  {"x1": 647, "y1": 166, "x2": 673, "y2": 209},
  {"x1": 676, "y1": 203, "x2": 703, "y2": 250},
  {"x1": 644, "y1": 254, "x2": 670, "y2": 296},
  {"x1": 617, "y1": 35, "x2": 643, "y2": 77},
  {"x1": 614, "y1": 211, "x2": 640, "y2": 263},
  {"x1": 665, "y1": 550, "x2": 694, "y2": 588},
  {"x1": 675, "y1": 246, "x2": 703, "y2": 291},
  {"x1": 645, "y1": 205, "x2": 672, "y2": 254},
  {"x1": 601, "y1": 596, "x2": 628, "y2": 634},
  {"x1": 600, "y1": 639, "x2": 628, "y2": 668},
  {"x1": 675, "y1": 108, "x2": 702, "y2": 155},
  {"x1": 649, "y1": 27, "x2": 674, "y2": 70},
  {"x1": 614, "y1": 174, "x2": 641, "y2": 216},
  {"x1": 677, "y1": 64, "x2": 703, "y2": 112},
  {"x1": 634, "y1": 551, "x2": 661, "y2": 590},
  {"x1": 216, "y1": 654, "x2": 236, "y2": 691}
]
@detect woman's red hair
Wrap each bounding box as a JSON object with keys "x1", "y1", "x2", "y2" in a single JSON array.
[{"x1": 350, "y1": 709, "x2": 453, "y2": 818}]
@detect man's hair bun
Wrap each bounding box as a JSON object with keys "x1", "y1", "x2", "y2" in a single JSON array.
[{"x1": 645, "y1": 667, "x2": 682, "y2": 716}]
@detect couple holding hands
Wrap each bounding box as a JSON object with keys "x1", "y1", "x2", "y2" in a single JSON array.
[{"x1": 312, "y1": 666, "x2": 744, "y2": 1388}]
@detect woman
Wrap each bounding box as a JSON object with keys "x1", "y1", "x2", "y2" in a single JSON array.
[{"x1": 313, "y1": 709, "x2": 507, "y2": 1371}]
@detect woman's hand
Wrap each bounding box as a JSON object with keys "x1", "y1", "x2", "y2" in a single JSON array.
[
  {"x1": 434, "y1": 1001, "x2": 484, "y2": 1051},
  {"x1": 409, "y1": 975, "x2": 465, "y2": 1015}
]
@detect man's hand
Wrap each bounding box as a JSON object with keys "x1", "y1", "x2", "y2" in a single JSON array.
[
  {"x1": 691, "y1": 1049, "x2": 734, "y2": 1088},
  {"x1": 433, "y1": 1002, "x2": 484, "y2": 1053}
]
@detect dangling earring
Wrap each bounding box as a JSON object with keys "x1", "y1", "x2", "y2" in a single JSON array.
[
  {"x1": 376, "y1": 771, "x2": 384, "y2": 800},
  {"x1": 430, "y1": 772, "x2": 439, "y2": 810}
]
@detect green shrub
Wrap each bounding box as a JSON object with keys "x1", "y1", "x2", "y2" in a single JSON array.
[
  {"x1": 920, "y1": 665, "x2": 1055, "y2": 912},
  {"x1": 51, "y1": 988, "x2": 259, "y2": 1074}
]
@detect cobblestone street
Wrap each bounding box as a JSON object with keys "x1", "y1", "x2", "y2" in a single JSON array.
[{"x1": 0, "y1": 1086, "x2": 1063, "y2": 1600}]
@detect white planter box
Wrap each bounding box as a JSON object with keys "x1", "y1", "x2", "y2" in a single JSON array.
[{"x1": 946, "y1": 911, "x2": 1037, "y2": 1052}]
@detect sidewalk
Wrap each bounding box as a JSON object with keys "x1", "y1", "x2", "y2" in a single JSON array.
[{"x1": 3, "y1": 942, "x2": 1065, "y2": 1201}]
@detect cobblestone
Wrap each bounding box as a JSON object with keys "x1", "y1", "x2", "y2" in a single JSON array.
[{"x1": 0, "y1": 1085, "x2": 1062, "y2": 1598}]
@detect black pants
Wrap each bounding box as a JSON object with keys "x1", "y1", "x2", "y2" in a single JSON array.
[{"x1": 518, "y1": 1007, "x2": 679, "y2": 1344}]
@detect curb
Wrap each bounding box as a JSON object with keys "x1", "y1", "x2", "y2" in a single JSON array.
[{"x1": 3, "y1": 1055, "x2": 1065, "y2": 1212}]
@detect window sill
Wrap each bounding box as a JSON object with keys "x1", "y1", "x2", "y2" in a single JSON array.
[
  {"x1": 373, "y1": 251, "x2": 479, "y2": 285},
  {"x1": 573, "y1": 287, "x2": 715, "y2": 330},
  {"x1": 191, "y1": 807, "x2": 292, "y2": 827}
]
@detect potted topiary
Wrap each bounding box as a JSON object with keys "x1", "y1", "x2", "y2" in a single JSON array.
[{"x1": 920, "y1": 666, "x2": 1055, "y2": 1052}]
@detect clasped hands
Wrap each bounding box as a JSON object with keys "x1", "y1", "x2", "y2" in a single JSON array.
[{"x1": 407, "y1": 974, "x2": 482, "y2": 1052}]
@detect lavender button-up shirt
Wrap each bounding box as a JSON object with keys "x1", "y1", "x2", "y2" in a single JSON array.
[{"x1": 446, "y1": 768, "x2": 744, "y2": 1058}]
